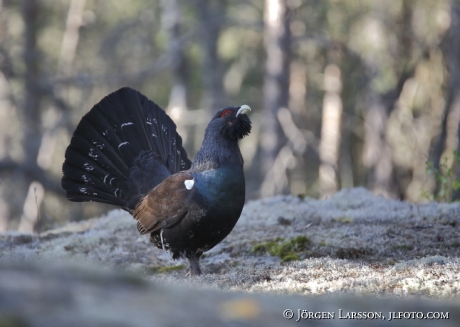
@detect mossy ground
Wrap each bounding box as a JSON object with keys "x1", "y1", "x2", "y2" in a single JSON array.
[
  {"x1": 148, "y1": 264, "x2": 185, "y2": 274},
  {"x1": 252, "y1": 236, "x2": 311, "y2": 262},
  {"x1": 1, "y1": 189, "x2": 460, "y2": 298}
]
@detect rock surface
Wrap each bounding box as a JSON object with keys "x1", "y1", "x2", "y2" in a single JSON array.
[{"x1": 1, "y1": 188, "x2": 460, "y2": 326}]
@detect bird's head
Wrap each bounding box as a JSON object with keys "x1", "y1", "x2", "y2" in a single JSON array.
[{"x1": 207, "y1": 105, "x2": 252, "y2": 141}]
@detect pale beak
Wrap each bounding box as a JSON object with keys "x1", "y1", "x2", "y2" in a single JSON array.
[{"x1": 236, "y1": 104, "x2": 251, "y2": 116}]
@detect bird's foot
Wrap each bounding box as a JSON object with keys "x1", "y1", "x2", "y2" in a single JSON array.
[
  {"x1": 185, "y1": 268, "x2": 202, "y2": 277},
  {"x1": 188, "y1": 254, "x2": 202, "y2": 276}
]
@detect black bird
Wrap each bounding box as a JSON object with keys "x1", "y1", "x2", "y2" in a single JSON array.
[{"x1": 61, "y1": 87, "x2": 251, "y2": 275}]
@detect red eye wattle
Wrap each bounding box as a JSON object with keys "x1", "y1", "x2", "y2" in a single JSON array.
[{"x1": 220, "y1": 110, "x2": 232, "y2": 118}]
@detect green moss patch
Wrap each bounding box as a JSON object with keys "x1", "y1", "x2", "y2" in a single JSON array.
[
  {"x1": 148, "y1": 264, "x2": 185, "y2": 274},
  {"x1": 332, "y1": 216, "x2": 354, "y2": 224},
  {"x1": 252, "y1": 236, "x2": 311, "y2": 263}
]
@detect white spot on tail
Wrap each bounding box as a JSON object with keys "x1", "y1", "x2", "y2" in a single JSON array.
[
  {"x1": 121, "y1": 122, "x2": 133, "y2": 128},
  {"x1": 89, "y1": 148, "x2": 98, "y2": 159},
  {"x1": 92, "y1": 141, "x2": 105, "y2": 150},
  {"x1": 184, "y1": 179, "x2": 194, "y2": 190},
  {"x1": 79, "y1": 187, "x2": 97, "y2": 196},
  {"x1": 83, "y1": 163, "x2": 94, "y2": 171},
  {"x1": 118, "y1": 142, "x2": 129, "y2": 149}
]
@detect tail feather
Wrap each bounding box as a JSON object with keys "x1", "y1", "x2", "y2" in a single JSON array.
[
  {"x1": 141, "y1": 94, "x2": 189, "y2": 173},
  {"x1": 62, "y1": 159, "x2": 127, "y2": 197},
  {"x1": 61, "y1": 174, "x2": 127, "y2": 207},
  {"x1": 116, "y1": 92, "x2": 155, "y2": 152},
  {"x1": 62, "y1": 87, "x2": 191, "y2": 211},
  {"x1": 80, "y1": 104, "x2": 137, "y2": 169},
  {"x1": 62, "y1": 152, "x2": 129, "y2": 204},
  {"x1": 67, "y1": 133, "x2": 129, "y2": 178}
]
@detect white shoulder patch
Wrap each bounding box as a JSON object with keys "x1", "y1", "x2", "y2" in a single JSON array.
[{"x1": 184, "y1": 179, "x2": 194, "y2": 190}]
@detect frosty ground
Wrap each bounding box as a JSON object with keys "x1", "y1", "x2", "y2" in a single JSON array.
[{"x1": 1, "y1": 187, "x2": 459, "y2": 298}]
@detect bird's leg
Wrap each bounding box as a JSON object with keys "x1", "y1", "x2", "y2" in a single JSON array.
[
  {"x1": 160, "y1": 230, "x2": 165, "y2": 251},
  {"x1": 188, "y1": 252, "x2": 202, "y2": 276}
]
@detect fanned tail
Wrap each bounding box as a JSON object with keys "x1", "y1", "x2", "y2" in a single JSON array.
[{"x1": 62, "y1": 87, "x2": 191, "y2": 211}]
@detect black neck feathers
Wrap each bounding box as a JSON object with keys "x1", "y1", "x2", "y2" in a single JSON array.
[
  {"x1": 191, "y1": 130, "x2": 243, "y2": 172},
  {"x1": 190, "y1": 105, "x2": 251, "y2": 172}
]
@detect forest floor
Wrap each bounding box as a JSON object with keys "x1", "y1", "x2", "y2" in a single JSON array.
[{"x1": 1, "y1": 187, "x2": 459, "y2": 298}]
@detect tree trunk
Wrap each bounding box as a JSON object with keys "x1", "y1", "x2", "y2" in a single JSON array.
[
  {"x1": 362, "y1": 0, "x2": 414, "y2": 199},
  {"x1": 260, "y1": 0, "x2": 291, "y2": 197},
  {"x1": 0, "y1": 1, "x2": 8, "y2": 231},
  {"x1": 196, "y1": 0, "x2": 226, "y2": 112},
  {"x1": 18, "y1": 0, "x2": 43, "y2": 232},
  {"x1": 161, "y1": 0, "x2": 190, "y2": 147},
  {"x1": 37, "y1": 0, "x2": 86, "y2": 171},
  {"x1": 194, "y1": 0, "x2": 226, "y2": 152},
  {"x1": 319, "y1": 64, "x2": 342, "y2": 198},
  {"x1": 362, "y1": 93, "x2": 397, "y2": 197},
  {"x1": 57, "y1": 0, "x2": 86, "y2": 76},
  {"x1": 22, "y1": 0, "x2": 41, "y2": 171},
  {"x1": 447, "y1": 1, "x2": 460, "y2": 200}
]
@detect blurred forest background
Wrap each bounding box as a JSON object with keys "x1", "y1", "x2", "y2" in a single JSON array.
[{"x1": 0, "y1": 0, "x2": 459, "y2": 232}]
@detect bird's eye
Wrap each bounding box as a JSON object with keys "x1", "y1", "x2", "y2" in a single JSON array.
[{"x1": 220, "y1": 110, "x2": 232, "y2": 118}]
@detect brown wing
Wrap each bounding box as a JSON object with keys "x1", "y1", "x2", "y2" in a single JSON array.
[{"x1": 133, "y1": 172, "x2": 193, "y2": 235}]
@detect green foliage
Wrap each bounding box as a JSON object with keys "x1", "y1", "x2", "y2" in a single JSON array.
[
  {"x1": 424, "y1": 152, "x2": 460, "y2": 202},
  {"x1": 149, "y1": 264, "x2": 185, "y2": 274},
  {"x1": 252, "y1": 236, "x2": 311, "y2": 263},
  {"x1": 0, "y1": 314, "x2": 28, "y2": 327},
  {"x1": 119, "y1": 274, "x2": 149, "y2": 286}
]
